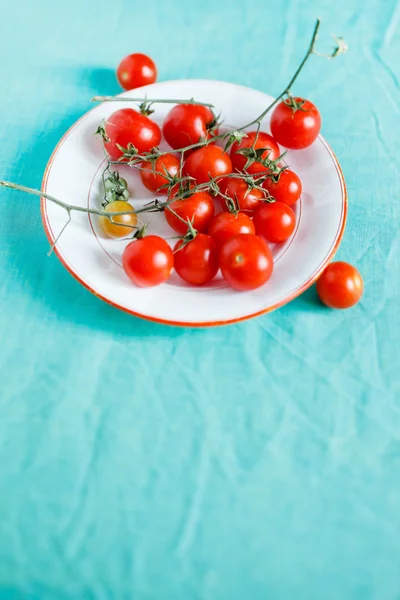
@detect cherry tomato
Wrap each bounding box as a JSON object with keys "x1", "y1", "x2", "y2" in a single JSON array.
[
  {"x1": 316, "y1": 262, "x2": 363, "y2": 309},
  {"x1": 253, "y1": 202, "x2": 296, "y2": 243},
  {"x1": 163, "y1": 104, "x2": 218, "y2": 149},
  {"x1": 208, "y1": 212, "x2": 255, "y2": 248},
  {"x1": 117, "y1": 53, "x2": 157, "y2": 91},
  {"x1": 219, "y1": 234, "x2": 273, "y2": 291},
  {"x1": 99, "y1": 201, "x2": 137, "y2": 239},
  {"x1": 262, "y1": 169, "x2": 302, "y2": 206},
  {"x1": 174, "y1": 234, "x2": 219, "y2": 285},
  {"x1": 122, "y1": 235, "x2": 173, "y2": 287},
  {"x1": 183, "y1": 145, "x2": 232, "y2": 184},
  {"x1": 219, "y1": 178, "x2": 265, "y2": 214},
  {"x1": 270, "y1": 98, "x2": 321, "y2": 149},
  {"x1": 165, "y1": 191, "x2": 215, "y2": 235},
  {"x1": 230, "y1": 131, "x2": 280, "y2": 175},
  {"x1": 104, "y1": 109, "x2": 161, "y2": 161},
  {"x1": 140, "y1": 153, "x2": 180, "y2": 194}
]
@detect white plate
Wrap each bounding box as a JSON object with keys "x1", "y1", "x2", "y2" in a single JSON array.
[{"x1": 41, "y1": 79, "x2": 347, "y2": 327}]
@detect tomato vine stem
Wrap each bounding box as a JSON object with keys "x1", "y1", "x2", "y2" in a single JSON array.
[{"x1": 92, "y1": 96, "x2": 214, "y2": 108}]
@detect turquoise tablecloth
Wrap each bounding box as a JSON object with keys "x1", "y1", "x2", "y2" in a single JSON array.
[{"x1": 1, "y1": 1, "x2": 399, "y2": 598}]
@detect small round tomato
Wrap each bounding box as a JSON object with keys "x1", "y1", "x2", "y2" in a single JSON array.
[
  {"x1": 219, "y1": 234, "x2": 273, "y2": 291},
  {"x1": 183, "y1": 145, "x2": 232, "y2": 184},
  {"x1": 230, "y1": 131, "x2": 280, "y2": 175},
  {"x1": 270, "y1": 98, "x2": 321, "y2": 149},
  {"x1": 165, "y1": 191, "x2": 215, "y2": 235},
  {"x1": 122, "y1": 235, "x2": 173, "y2": 287},
  {"x1": 316, "y1": 262, "x2": 363, "y2": 309},
  {"x1": 208, "y1": 212, "x2": 255, "y2": 248},
  {"x1": 262, "y1": 169, "x2": 302, "y2": 206},
  {"x1": 219, "y1": 178, "x2": 265, "y2": 214},
  {"x1": 117, "y1": 53, "x2": 157, "y2": 90},
  {"x1": 163, "y1": 104, "x2": 218, "y2": 149},
  {"x1": 140, "y1": 153, "x2": 180, "y2": 194},
  {"x1": 253, "y1": 202, "x2": 296, "y2": 243},
  {"x1": 104, "y1": 109, "x2": 161, "y2": 161},
  {"x1": 99, "y1": 201, "x2": 137, "y2": 239},
  {"x1": 174, "y1": 234, "x2": 219, "y2": 285}
]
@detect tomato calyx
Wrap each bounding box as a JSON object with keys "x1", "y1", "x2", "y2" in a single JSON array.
[
  {"x1": 132, "y1": 222, "x2": 148, "y2": 239},
  {"x1": 95, "y1": 121, "x2": 110, "y2": 144},
  {"x1": 172, "y1": 219, "x2": 199, "y2": 252},
  {"x1": 138, "y1": 100, "x2": 155, "y2": 117},
  {"x1": 102, "y1": 169, "x2": 129, "y2": 207},
  {"x1": 223, "y1": 130, "x2": 248, "y2": 152},
  {"x1": 205, "y1": 111, "x2": 222, "y2": 137},
  {"x1": 283, "y1": 95, "x2": 307, "y2": 113}
]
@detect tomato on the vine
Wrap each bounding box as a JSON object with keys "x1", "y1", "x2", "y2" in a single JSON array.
[
  {"x1": 270, "y1": 98, "x2": 321, "y2": 149},
  {"x1": 183, "y1": 145, "x2": 232, "y2": 184},
  {"x1": 99, "y1": 201, "x2": 137, "y2": 239},
  {"x1": 253, "y1": 202, "x2": 296, "y2": 243},
  {"x1": 163, "y1": 104, "x2": 218, "y2": 149},
  {"x1": 117, "y1": 53, "x2": 157, "y2": 91},
  {"x1": 230, "y1": 131, "x2": 280, "y2": 175},
  {"x1": 218, "y1": 178, "x2": 265, "y2": 214},
  {"x1": 316, "y1": 262, "x2": 363, "y2": 309},
  {"x1": 219, "y1": 234, "x2": 273, "y2": 291},
  {"x1": 122, "y1": 235, "x2": 173, "y2": 287},
  {"x1": 208, "y1": 212, "x2": 255, "y2": 248},
  {"x1": 140, "y1": 153, "x2": 180, "y2": 194},
  {"x1": 174, "y1": 234, "x2": 219, "y2": 285},
  {"x1": 262, "y1": 169, "x2": 302, "y2": 206},
  {"x1": 165, "y1": 191, "x2": 215, "y2": 235},
  {"x1": 104, "y1": 109, "x2": 161, "y2": 161}
]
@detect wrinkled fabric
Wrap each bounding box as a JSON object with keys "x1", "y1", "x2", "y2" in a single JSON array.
[{"x1": 0, "y1": 0, "x2": 399, "y2": 599}]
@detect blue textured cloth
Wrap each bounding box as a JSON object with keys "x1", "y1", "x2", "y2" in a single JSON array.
[{"x1": 0, "y1": 1, "x2": 399, "y2": 599}]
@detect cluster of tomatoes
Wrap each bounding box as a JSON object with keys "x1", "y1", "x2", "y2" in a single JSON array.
[{"x1": 97, "y1": 52, "x2": 363, "y2": 308}]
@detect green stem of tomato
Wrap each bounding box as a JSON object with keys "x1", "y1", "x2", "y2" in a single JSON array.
[{"x1": 91, "y1": 96, "x2": 214, "y2": 108}]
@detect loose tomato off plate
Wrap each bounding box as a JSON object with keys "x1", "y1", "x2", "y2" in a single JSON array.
[{"x1": 41, "y1": 80, "x2": 347, "y2": 327}]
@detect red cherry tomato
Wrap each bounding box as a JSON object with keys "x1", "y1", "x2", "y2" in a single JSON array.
[
  {"x1": 174, "y1": 234, "x2": 219, "y2": 285},
  {"x1": 122, "y1": 236, "x2": 173, "y2": 287},
  {"x1": 270, "y1": 98, "x2": 321, "y2": 149},
  {"x1": 165, "y1": 191, "x2": 215, "y2": 235},
  {"x1": 208, "y1": 212, "x2": 255, "y2": 248},
  {"x1": 253, "y1": 202, "x2": 296, "y2": 243},
  {"x1": 140, "y1": 153, "x2": 180, "y2": 194},
  {"x1": 163, "y1": 104, "x2": 218, "y2": 149},
  {"x1": 230, "y1": 131, "x2": 280, "y2": 175},
  {"x1": 316, "y1": 262, "x2": 363, "y2": 309},
  {"x1": 104, "y1": 109, "x2": 161, "y2": 161},
  {"x1": 262, "y1": 169, "x2": 302, "y2": 206},
  {"x1": 117, "y1": 53, "x2": 157, "y2": 91},
  {"x1": 183, "y1": 145, "x2": 232, "y2": 184},
  {"x1": 219, "y1": 234, "x2": 273, "y2": 291},
  {"x1": 219, "y1": 178, "x2": 265, "y2": 214}
]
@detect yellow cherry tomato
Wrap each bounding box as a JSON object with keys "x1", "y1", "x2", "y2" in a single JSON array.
[{"x1": 99, "y1": 201, "x2": 137, "y2": 239}]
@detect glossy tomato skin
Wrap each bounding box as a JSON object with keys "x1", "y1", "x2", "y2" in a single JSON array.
[
  {"x1": 270, "y1": 98, "x2": 321, "y2": 149},
  {"x1": 219, "y1": 234, "x2": 273, "y2": 291},
  {"x1": 174, "y1": 234, "x2": 219, "y2": 285},
  {"x1": 183, "y1": 146, "x2": 233, "y2": 184},
  {"x1": 165, "y1": 191, "x2": 215, "y2": 235},
  {"x1": 230, "y1": 131, "x2": 280, "y2": 175},
  {"x1": 122, "y1": 236, "x2": 173, "y2": 287},
  {"x1": 140, "y1": 153, "x2": 180, "y2": 194},
  {"x1": 316, "y1": 262, "x2": 363, "y2": 309},
  {"x1": 163, "y1": 104, "x2": 218, "y2": 149},
  {"x1": 117, "y1": 53, "x2": 157, "y2": 90},
  {"x1": 219, "y1": 178, "x2": 265, "y2": 214},
  {"x1": 99, "y1": 201, "x2": 137, "y2": 239},
  {"x1": 262, "y1": 169, "x2": 302, "y2": 206},
  {"x1": 253, "y1": 202, "x2": 296, "y2": 243},
  {"x1": 208, "y1": 212, "x2": 255, "y2": 248},
  {"x1": 104, "y1": 109, "x2": 161, "y2": 161}
]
